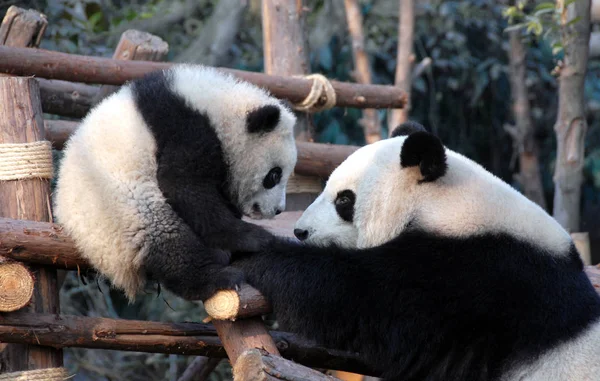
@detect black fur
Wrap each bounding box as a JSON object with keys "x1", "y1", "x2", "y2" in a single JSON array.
[
  {"x1": 335, "y1": 190, "x2": 356, "y2": 222},
  {"x1": 131, "y1": 70, "x2": 274, "y2": 301},
  {"x1": 233, "y1": 232, "x2": 600, "y2": 381},
  {"x1": 390, "y1": 121, "x2": 427, "y2": 137},
  {"x1": 247, "y1": 105, "x2": 281, "y2": 134},
  {"x1": 400, "y1": 131, "x2": 448, "y2": 183}
]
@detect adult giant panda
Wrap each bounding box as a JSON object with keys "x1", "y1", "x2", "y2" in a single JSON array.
[
  {"x1": 232, "y1": 122, "x2": 600, "y2": 381},
  {"x1": 54, "y1": 65, "x2": 297, "y2": 302}
]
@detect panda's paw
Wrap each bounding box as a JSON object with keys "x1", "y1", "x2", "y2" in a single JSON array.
[{"x1": 201, "y1": 267, "x2": 246, "y2": 301}]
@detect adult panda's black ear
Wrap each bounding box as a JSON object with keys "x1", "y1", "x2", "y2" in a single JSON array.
[
  {"x1": 247, "y1": 105, "x2": 281, "y2": 134},
  {"x1": 400, "y1": 131, "x2": 447, "y2": 183},
  {"x1": 390, "y1": 121, "x2": 427, "y2": 138}
]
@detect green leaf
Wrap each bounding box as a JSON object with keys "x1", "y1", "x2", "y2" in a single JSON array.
[
  {"x1": 88, "y1": 12, "x2": 102, "y2": 27},
  {"x1": 534, "y1": 2, "x2": 556, "y2": 12},
  {"x1": 565, "y1": 16, "x2": 582, "y2": 27}
]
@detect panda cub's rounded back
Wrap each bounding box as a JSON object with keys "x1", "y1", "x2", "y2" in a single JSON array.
[{"x1": 54, "y1": 64, "x2": 297, "y2": 301}]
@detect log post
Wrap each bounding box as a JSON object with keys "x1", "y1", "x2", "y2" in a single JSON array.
[
  {"x1": 93, "y1": 29, "x2": 168, "y2": 104},
  {"x1": 0, "y1": 77, "x2": 63, "y2": 371},
  {"x1": 344, "y1": 0, "x2": 382, "y2": 144},
  {"x1": 262, "y1": 0, "x2": 323, "y2": 211},
  {"x1": 0, "y1": 5, "x2": 63, "y2": 372},
  {"x1": 0, "y1": 6, "x2": 47, "y2": 48}
]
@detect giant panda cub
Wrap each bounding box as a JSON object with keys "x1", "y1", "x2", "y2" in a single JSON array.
[
  {"x1": 54, "y1": 65, "x2": 297, "y2": 301},
  {"x1": 232, "y1": 122, "x2": 600, "y2": 381}
]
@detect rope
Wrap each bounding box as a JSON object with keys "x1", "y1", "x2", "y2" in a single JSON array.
[
  {"x1": 0, "y1": 141, "x2": 53, "y2": 181},
  {"x1": 292, "y1": 74, "x2": 337, "y2": 113},
  {"x1": 0, "y1": 367, "x2": 71, "y2": 381}
]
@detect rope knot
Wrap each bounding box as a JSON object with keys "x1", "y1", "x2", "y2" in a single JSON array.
[{"x1": 292, "y1": 74, "x2": 337, "y2": 113}]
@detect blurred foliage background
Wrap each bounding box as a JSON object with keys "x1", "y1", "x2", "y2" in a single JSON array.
[{"x1": 2, "y1": 0, "x2": 600, "y2": 379}]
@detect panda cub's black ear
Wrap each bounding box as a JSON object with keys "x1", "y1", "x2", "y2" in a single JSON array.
[
  {"x1": 400, "y1": 131, "x2": 447, "y2": 183},
  {"x1": 247, "y1": 105, "x2": 281, "y2": 134},
  {"x1": 390, "y1": 121, "x2": 427, "y2": 138}
]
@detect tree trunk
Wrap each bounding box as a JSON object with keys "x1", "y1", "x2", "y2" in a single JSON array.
[
  {"x1": 344, "y1": 0, "x2": 381, "y2": 144},
  {"x1": 553, "y1": 0, "x2": 591, "y2": 232},
  {"x1": 175, "y1": 0, "x2": 246, "y2": 66},
  {"x1": 388, "y1": 0, "x2": 415, "y2": 132},
  {"x1": 506, "y1": 30, "x2": 547, "y2": 209}
]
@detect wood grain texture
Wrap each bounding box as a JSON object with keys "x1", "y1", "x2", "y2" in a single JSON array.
[
  {"x1": 234, "y1": 348, "x2": 341, "y2": 381},
  {"x1": 213, "y1": 319, "x2": 280, "y2": 366},
  {"x1": 38, "y1": 78, "x2": 97, "y2": 119},
  {"x1": 0, "y1": 46, "x2": 407, "y2": 109},
  {"x1": 204, "y1": 284, "x2": 271, "y2": 320},
  {"x1": 93, "y1": 29, "x2": 168, "y2": 104},
  {"x1": 0, "y1": 6, "x2": 47, "y2": 48},
  {"x1": 0, "y1": 77, "x2": 63, "y2": 370},
  {"x1": 0, "y1": 312, "x2": 374, "y2": 375}
]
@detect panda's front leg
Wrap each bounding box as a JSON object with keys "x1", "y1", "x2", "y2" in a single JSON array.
[
  {"x1": 160, "y1": 179, "x2": 276, "y2": 253},
  {"x1": 144, "y1": 221, "x2": 245, "y2": 301}
]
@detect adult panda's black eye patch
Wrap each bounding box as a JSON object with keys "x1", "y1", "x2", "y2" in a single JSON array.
[
  {"x1": 247, "y1": 105, "x2": 281, "y2": 134},
  {"x1": 335, "y1": 190, "x2": 356, "y2": 222},
  {"x1": 263, "y1": 167, "x2": 282, "y2": 189}
]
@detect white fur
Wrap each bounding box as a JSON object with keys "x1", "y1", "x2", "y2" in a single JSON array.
[
  {"x1": 295, "y1": 134, "x2": 596, "y2": 380},
  {"x1": 170, "y1": 66, "x2": 297, "y2": 218},
  {"x1": 296, "y1": 136, "x2": 571, "y2": 254},
  {"x1": 54, "y1": 65, "x2": 297, "y2": 299},
  {"x1": 501, "y1": 320, "x2": 600, "y2": 381}
]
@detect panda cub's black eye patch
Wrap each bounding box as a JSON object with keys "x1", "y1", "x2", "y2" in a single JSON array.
[
  {"x1": 263, "y1": 167, "x2": 282, "y2": 189},
  {"x1": 335, "y1": 190, "x2": 356, "y2": 222}
]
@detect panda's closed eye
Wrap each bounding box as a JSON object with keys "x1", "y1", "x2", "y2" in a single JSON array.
[
  {"x1": 335, "y1": 190, "x2": 356, "y2": 222},
  {"x1": 263, "y1": 167, "x2": 282, "y2": 189}
]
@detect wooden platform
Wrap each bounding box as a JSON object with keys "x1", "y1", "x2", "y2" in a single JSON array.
[{"x1": 245, "y1": 211, "x2": 303, "y2": 238}]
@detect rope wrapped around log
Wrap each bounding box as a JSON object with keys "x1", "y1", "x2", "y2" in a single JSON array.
[{"x1": 0, "y1": 367, "x2": 70, "y2": 381}]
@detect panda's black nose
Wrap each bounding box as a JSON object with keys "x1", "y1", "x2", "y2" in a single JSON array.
[
  {"x1": 294, "y1": 228, "x2": 309, "y2": 241},
  {"x1": 275, "y1": 209, "x2": 282, "y2": 215}
]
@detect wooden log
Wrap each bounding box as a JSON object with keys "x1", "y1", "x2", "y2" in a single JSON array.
[
  {"x1": 0, "y1": 258, "x2": 34, "y2": 312},
  {"x1": 38, "y1": 79, "x2": 97, "y2": 119},
  {"x1": 43, "y1": 119, "x2": 359, "y2": 178},
  {"x1": 0, "y1": 312, "x2": 375, "y2": 376},
  {"x1": 5, "y1": 215, "x2": 600, "y2": 298},
  {"x1": 43, "y1": 119, "x2": 78, "y2": 150},
  {"x1": 204, "y1": 284, "x2": 271, "y2": 320},
  {"x1": 0, "y1": 46, "x2": 407, "y2": 109},
  {"x1": 0, "y1": 76, "x2": 63, "y2": 370},
  {"x1": 233, "y1": 348, "x2": 341, "y2": 381},
  {"x1": 212, "y1": 319, "x2": 280, "y2": 366},
  {"x1": 0, "y1": 6, "x2": 47, "y2": 48},
  {"x1": 93, "y1": 29, "x2": 168, "y2": 104},
  {"x1": 295, "y1": 141, "x2": 359, "y2": 179},
  {"x1": 262, "y1": 0, "x2": 312, "y2": 141}
]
